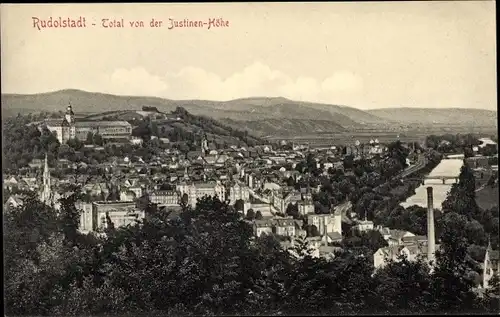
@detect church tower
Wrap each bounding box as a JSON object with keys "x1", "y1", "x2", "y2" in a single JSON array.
[
  {"x1": 201, "y1": 134, "x2": 209, "y2": 157},
  {"x1": 40, "y1": 153, "x2": 52, "y2": 204},
  {"x1": 65, "y1": 102, "x2": 76, "y2": 141}
]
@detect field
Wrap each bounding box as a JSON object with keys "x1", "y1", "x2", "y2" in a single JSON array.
[{"x1": 267, "y1": 126, "x2": 498, "y2": 147}]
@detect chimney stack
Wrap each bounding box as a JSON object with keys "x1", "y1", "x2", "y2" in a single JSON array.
[{"x1": 426, "y1": 186, "x2": 436, "y2": 267}]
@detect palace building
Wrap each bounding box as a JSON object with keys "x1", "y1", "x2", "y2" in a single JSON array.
[{"x1": 40, "y1": 103, "x2": 133, "y2": 144}]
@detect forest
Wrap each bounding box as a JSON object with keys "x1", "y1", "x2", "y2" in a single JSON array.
[{"x1": 4, "y1": 184, "x2": 500, "y2": 316}]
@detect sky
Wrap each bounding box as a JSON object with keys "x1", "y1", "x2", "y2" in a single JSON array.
[{"x1": 1, "y1": 2, "x2": 497, "y2": 110}]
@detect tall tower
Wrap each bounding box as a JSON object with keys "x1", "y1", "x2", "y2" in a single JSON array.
[
  {"x1": 426, "y1": 186, "x2": 436, "y2": 268},
  {"x1": 65, "y1": 102, "x2": 76, "y2": 140},
  {"x1": 41, "y1": 153, "x2": 52, "y2": 204},
  {"x1": 201, "y1": 134, "x2": 208, "y2": 157}
]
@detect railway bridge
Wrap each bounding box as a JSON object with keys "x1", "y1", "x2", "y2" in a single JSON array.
[{"x1": 406, "y1": 175, "x2": 459, "y2": 185}]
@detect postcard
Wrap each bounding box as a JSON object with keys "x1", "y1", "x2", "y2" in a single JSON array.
[{"x1": 2, "y1": 2, "x2": 498, "y2": 316}]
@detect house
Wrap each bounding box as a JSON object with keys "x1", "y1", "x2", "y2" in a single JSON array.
[
  {"x1": 4, "y1": 176, "x2": 19, "y2": 189},
  {"x1": 483, "y1": 244, "x2": 500, "y2": 289},
  {"x1": 203, "y1": 155, "x2": 218, "y2": 165},
  {"x1": 351, "y1": 219, "x2": 374, "y2": 233},
  {"x1": 272, "y1": 189, "x2": 301, "y2": 214},
  {"x1": 177, "y1": 182, "x2": 226, "y2": 208},
  {"x1": 321, "y1": 232, "x2": 343, "y2": 244},
  {"x1": 130, "y1": 137, "x2": 143, "y2": 145},
  {"x1": 253, "y1": 219, "x2": 274, "y2": 237},
  {"x1": 387, "y1": 229, "x2": 415, "y2": 245},
  {"x1": 76, "y1": 201, "x2": 93, "y2": 233},
  {"x1": 307, "y1": 212, "x2": 342, "y2": 237},
  {"x1": 91, "y1": 201, "x2": 145, "y2": 231},
  {"x1": 373, "y1": 242, "x2": 440, "y2": 270},
  {"x1": 273, "y1": 217, "x2": 297, "y2": 237},
  {"x1": 401, "y1": 235, "x2": 427, "y2": 245},
  {"x1": 28, "y1": 158, "x2": 44, "y2": 169},
  {"x1": 150, "y1": 190, "x2": 179, "y2": 206},
  {"x1": 297, "y1": 195, "x2": 314, "y2": 216},
  {"x1": 119, "y1": 189, "x2": 137, "y2": 202},
  {"x1": 4, "y1": 195, "x2": 24, "y2": 209},
  {"x1": 187, "y1": 151, "x2": 203, "y2": 161},
  {"x1": 228, "y1": 182, "x2": 250, "y2": 203}
]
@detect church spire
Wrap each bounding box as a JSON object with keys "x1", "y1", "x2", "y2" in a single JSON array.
[{"x1": 41, "y1": 153, "x2": 52, "y2": 204}]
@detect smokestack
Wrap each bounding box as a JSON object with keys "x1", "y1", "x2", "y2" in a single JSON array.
[{"x1": 426, "y1": 187, "x2": 436, "y2": 267}]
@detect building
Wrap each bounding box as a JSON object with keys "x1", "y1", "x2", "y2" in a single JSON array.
[
  {"x1": 374, "y1": 186, "x2": 438, "y2": 270},
  {"x1": 77, "y1": 201, "x2": 93, "y2": 233},
  {"x1": 177, "y1": 182, "x2": 226, "y2": 208},
  {"x1": 74, "y1": 120, "x2": 132, "y2": 140},
  {"x1": 297, "y1": 192, "x2": 314, "y2": 216},
  {"x1": 91, "y1": 201, "x2": 145, "y2": 231},
  {"x1": 253, "y1": 219, "x2": 274, "y2": 237},
  {"x1": 150, "y1": 190, "x2": 180, "y2": 206},
  {"x1": 228, "y1": 182, "x2": 250, "y2": 203},
  {"x1": 273, "y1": 217, "x2": 299, "y2": 237},
  {"x1": 4, "y1": 195, "x2": 24, "y2": 210},
  {"x1": 483, "y1": 243, "x2": 500, "y2": 289},
  {"x1": 307, "y1": 211, "x2": 342, "y2": 237},
  {"x1": 251, "y1": 217, "x2": 304, "y2": 238},
  {"x1": 41, "y1": 103, "x2": 132, "y2": 144},
  {"x1": 119, "y1": 190, "x2": 137, "y2": 202}
]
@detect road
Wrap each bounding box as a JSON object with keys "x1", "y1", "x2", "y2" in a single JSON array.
[{"x1": 399, "y1": 154, "x2": 427, "y2": 178}]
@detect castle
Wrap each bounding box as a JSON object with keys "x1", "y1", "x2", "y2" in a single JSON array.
[{"x1": 41, "y1": 103, "x2": 133, "y2": 144}]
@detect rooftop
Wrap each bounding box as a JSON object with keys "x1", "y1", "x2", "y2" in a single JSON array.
[{"x1": 74, "y1": 121, "x2": 132, "y2": 128}]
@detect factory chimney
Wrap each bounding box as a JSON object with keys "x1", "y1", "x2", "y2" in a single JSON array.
[{"x1": 426, "y1": 186, "x2": 436, "y2": 268}]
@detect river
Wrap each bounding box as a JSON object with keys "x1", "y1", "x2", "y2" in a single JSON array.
[{"x1": 400, "y1": 158, "x2": 463, "y2": 210}]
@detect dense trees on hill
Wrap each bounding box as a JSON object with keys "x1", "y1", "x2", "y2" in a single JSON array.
[
  {"x1": 172, "y1": 107, "x2": 264, "y2": 147},
  {"x1": 302, "y1": 140, "x2": 414, "y2": 217},
  {"x1": 4, "y1": 192, "x2": 499, "y2": 315},
  {"x1": 3, "y1": 116, "x2": 60, "y2": 170},
  {"x1": 425, "y1": 133, "x2": 482, "y2": 154},
  {"x1": 3, "y1": 110, "x2": 266, "y2": 172}
]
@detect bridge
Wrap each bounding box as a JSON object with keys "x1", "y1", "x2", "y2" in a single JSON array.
[
  {"x1": 423, "y1": 176, "x2": 459, "y2": 185},
  {"x1": 405, "y1": 175, "x2": 459, "y2": 185}
]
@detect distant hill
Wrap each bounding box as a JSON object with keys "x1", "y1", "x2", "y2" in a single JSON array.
[
  {"x1": 2, "y1": 90, "x2": 496, "y2": 137},
  {"x1": 1, "y1": 89, "x2": 384, "y2": 126},
  {"x1": 368, "y1": 108, "x2": 497, "y2": 126}
]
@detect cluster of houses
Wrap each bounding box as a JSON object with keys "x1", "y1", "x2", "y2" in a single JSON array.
[{"x1": 3, "y1": 113, "x2": 499, "y2": 289}]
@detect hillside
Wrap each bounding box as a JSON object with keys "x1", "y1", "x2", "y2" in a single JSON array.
[
  {"x1": 368, "y1": 108, "x2": 497, "y2": 126},
  {"x1": 1, "y1": 89, "x2": 382, "y2": 126},
  {"x1": 3, "y1": 90, "x2": 496, "y2": 137},
  {"x1": 221, "y1": 118, "x2": 348, "y2": 137}
]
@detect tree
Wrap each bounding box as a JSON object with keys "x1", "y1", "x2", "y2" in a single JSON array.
[
  {"x1": 234, "y1": 199, "x2": 244, "y2": 212},
  {"x1": 442, "y1": 164, "x2": 479, "y2": 219},
  {"x1": 246, "y1": 209, "x2": 255, "y2": 220},
  {"x1": 430, "y1": 212, "x2": 478, "y2": 313},
  {"x1": 93, "y1": 133, "x2": 103, "y2": 146},
  {"x1": 307, "y1": 225, "x2": 320, "y2": 237},
  {"x1": 372, "y1": 255, "x2": 432, "y2": 314},
  {"x1": 285, "y1": 203, "x2": 299, "y2": 219},
  {"x1": 387, "y1": 140, "x2": 409, "y2": 168},
  {"x1": 255, "y1": 210, "x2": 263, "y2": 220},
  {"x1": 181, "y1": 193, "x2": 189, "y2": 206}
]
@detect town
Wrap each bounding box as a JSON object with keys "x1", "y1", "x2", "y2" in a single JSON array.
[
  {"x1": 3, "y1": 2, "x2": 498, "y2": 315},
  {"x1": 3, "y1": 102, "x2": 499, "y2": 315}
]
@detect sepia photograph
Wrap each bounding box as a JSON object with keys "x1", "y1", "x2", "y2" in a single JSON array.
[{"x1": 1, "y1": 2, "x2": 498, "y2": 315}]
